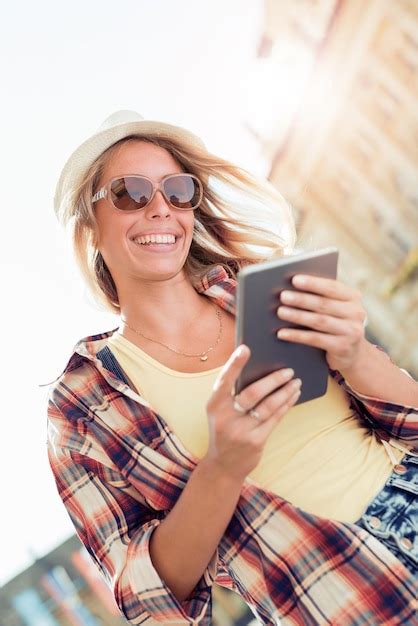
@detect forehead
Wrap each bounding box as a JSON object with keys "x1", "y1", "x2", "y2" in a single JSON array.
[{"x1": 101, "y1": 140, "x2": 183, "y2": 181}]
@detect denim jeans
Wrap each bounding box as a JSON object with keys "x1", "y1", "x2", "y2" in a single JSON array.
[{"x1": 354, "y1": 452, "x2": 417, "y2": 576}]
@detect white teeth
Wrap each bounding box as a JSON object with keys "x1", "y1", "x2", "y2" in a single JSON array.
[{"x1": 134, "y1": 234, "x2": 176, "y2": 245}]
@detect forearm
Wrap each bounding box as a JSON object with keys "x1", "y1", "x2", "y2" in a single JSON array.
[
  {"x1": 339, "y1": 339, "x2": 418, "y2": 406},
  {"x1": 149, "y1": 457, "x2": 244, "y2": 603}
]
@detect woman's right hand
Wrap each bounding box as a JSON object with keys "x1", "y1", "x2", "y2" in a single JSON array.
[{"x1": 204, "y1": 345, "x2": 301, "y2": 483}]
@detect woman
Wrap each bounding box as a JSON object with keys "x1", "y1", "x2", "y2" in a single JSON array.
[{"x1": 46, "y1": 110, "x2": 417, "y2": 625}]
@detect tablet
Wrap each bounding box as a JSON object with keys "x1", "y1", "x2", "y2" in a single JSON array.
[{"x1": 234, "y1": 246, "x2": 339, "y2": 404}]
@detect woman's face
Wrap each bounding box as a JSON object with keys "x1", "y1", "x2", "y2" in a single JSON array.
[{"x1": 93, "y1": 140, "x2": 196, "y2": 288}]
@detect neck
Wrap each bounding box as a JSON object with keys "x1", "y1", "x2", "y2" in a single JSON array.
[{"x1": 117, "y1": 272, "x2": 211, "y2": 342}]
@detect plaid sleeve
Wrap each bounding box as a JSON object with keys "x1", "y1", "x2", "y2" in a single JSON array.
[
  {"x1": 331, "y1": 344, "x2": 418, "y2": 443},
  {"x1": 47, "y1": 399, "x2": 217, "y2": 625}
]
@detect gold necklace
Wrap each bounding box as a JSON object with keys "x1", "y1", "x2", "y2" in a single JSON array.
[{"x1": 120, "y1": 302, "x2": 223, "y2": 361}]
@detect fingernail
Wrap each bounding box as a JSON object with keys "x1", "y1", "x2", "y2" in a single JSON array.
[
  {"x1": 236, "y1": 345, "x2": 245, "y2": 357},
  {"x1": 293, "y1": 275, "x2": 307, "y2": 286},
  {"x1": 281, "y1": 291, "x2": 295, "y2": 302}
]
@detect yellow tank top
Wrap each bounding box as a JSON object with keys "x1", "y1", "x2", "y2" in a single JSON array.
[{"x1": 107, "y1": 331, "x2": 403, "y2": 523}]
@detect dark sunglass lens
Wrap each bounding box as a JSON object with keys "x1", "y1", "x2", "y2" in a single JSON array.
[
  {"x1": 110, "y1": 177, "x2": 152, "y2": 210},
  {"x1": 164, "y1": 175, "x2": 201, "y2": 209}
]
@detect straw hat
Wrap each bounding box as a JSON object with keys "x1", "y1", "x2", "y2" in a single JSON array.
[{"x1": 54, "y1": 109, "x2": 206, "y2": 213}]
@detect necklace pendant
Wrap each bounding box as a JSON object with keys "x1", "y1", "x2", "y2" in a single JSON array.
[{"x1": 200, "y1": 355, "x2": 208, "y2": 361}]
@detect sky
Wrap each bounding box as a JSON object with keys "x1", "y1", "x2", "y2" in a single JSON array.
[{"x1": 0, "y1": 0, "x2": 279, "y2": 585}]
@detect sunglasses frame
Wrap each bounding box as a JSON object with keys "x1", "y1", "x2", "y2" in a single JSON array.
[{"x1": 91, "y1": 172, "x2": 203, "y2": 211}]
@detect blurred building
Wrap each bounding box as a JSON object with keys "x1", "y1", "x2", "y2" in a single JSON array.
[
  {"x1": 0, "y1": 535, "x2": 124, "y2": 626},
  {"x1": 249, "y1": 0, "x2": 418, "y2": 377},
  {"x1": 0, "y1": 535, "x2": 256, "y2": 625}
]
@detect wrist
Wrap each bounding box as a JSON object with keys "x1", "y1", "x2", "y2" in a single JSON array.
[
  {"x1": 338, "y1": 338, "x2": 373, "y2": 380},
  {"x1": 199, "y1": 456, "x2": 245, "y2": 490}
]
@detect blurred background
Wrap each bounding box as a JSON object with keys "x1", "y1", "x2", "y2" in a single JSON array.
[{"x1": 1, "y1": 0, "x2": 417, "y2": 624}]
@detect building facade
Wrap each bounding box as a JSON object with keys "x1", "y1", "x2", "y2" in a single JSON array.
[{"x1": 251, "y1": 0, "x2": 418, "y2": 377}]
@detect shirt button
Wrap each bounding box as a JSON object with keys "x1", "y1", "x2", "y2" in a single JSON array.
[
  {"x1": 394, "y1": 464, "x2": 407, "y2": 474},
  {"x1": 399, "y1": 537, "x2": 413, "y2": 550},
  {"x1": 369, "y1": 516, "x2": 381, "y2": 529}
]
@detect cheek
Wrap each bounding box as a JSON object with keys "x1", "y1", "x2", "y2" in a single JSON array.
[
  {"x1": 184, "y1": 214, "x2": 196, "y2": 235},
  {"x1": 94, "y1": 212, "x2": 131, "y2": 257},
  {"x1": 95, "y1": 205, "x2": 132, "y2": 238}
]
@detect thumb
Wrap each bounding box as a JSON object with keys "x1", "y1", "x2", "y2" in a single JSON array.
[{"x1": 212, "y1": 344, "x2": 250, "y2": 394}]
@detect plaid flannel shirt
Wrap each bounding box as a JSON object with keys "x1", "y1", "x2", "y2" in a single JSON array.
[{"x1": 46, "y1": 265, "x2": 418, "y2": 625}]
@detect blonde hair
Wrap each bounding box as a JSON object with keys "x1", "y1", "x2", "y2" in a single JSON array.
[{"x1": 55, "y1": 134, "x2": 297, "y2": 315}]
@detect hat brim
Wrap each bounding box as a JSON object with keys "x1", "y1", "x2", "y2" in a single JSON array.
[{"x1": 54, "y1": 119, "x2": 206, "y2": 213}]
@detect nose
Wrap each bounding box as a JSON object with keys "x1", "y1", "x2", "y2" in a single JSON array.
[{"x1": 145, "y1": 188, "x2": 171, "y2": 218}]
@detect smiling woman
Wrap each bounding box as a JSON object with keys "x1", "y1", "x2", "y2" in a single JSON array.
[
  {"x1": 86, "y1": 139, "x2": 200, "y2": 328},
  {"x1": 46, "y1": 109, "x2": 418, "y2": 626},
  {"x1": 55, "y1": 110, "x2": 295, "y2": 317}
]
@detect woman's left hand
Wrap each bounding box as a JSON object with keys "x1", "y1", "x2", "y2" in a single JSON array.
[{"x1": 276, "y1": 274, "x2": 369, "y2": 372}]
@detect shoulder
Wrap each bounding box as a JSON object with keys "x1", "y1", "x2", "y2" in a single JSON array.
[
  {"x1": 42, "y1": 325, "x2": 119, "y2": 391},
  {"x1": 196, "y1": 265, "x2": 238, "y2": 316},
  {"x1": 45, "y1": 329, "x2": 118, "y2": 427}
]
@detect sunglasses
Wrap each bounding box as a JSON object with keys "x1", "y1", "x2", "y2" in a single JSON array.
[{"x1": 91, "y1": 173, "x2": 203, "y2": 211}]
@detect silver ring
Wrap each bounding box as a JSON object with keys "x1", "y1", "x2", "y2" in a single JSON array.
[
  {"x1": 249, "y1": 409, "x2": 261, "y2": 420},
  {"x1": 233, "y1": 398, "x2": 247, "y2": 414}
]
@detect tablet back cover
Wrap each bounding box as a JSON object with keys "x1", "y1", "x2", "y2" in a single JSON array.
[{"x1": 235, "y1": 247, "x2": 339, "y2": 404}]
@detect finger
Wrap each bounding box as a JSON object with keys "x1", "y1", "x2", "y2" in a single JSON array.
[
  {"x1": 253, "y1": 387, "x2": 302, "y2": 439},
  {"x1": 277, "y1": 327, "x2": 364, "y2": 350},
  {"x1": 291, "y1": 274, "x2": 361, "y2": 302},
  {"x1": 254, "y1": 377, "x2": 302, "y2": 419},
  {"x1": 212, "y1": 344, "x2": 250, "y2": 394},
  {"x1": 236, "y1": 366, "x2": 296, "y2": 411},
  {"x1": 279, "y1": 290, "x2": 365, "y2": 321},
  {"x1": 277, "y1": 307, "x2": 361, "y2": 335}
]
